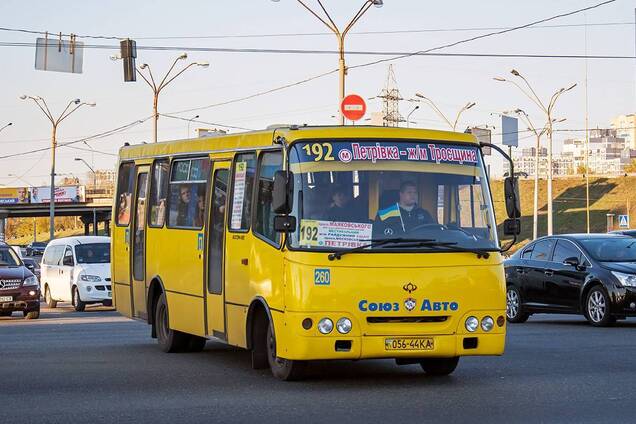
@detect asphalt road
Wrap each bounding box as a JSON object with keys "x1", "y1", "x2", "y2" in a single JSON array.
[{"x1": 1, "y1": 304, "x2": 636, "y2": 424}]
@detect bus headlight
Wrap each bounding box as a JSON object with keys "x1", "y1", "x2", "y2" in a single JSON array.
[
  {"x1": 336, "y1": 317, "x2": 352, "y2": 334},
  {"x1": 481, "y1": 316, "x2": 494, "y2": 332},
  {"x1": 465, "y1": 316, "x2": 479, "y2": 332},
  {"x1": 317, "y1": 318, "x2": 333, "y2": 334}
]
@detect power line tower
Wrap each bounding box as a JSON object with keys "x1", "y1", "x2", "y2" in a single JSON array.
[{"x1": 376, "y1": 65, "x2": 403, "y2": 127}]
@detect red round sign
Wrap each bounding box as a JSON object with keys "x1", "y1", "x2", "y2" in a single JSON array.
[{"x1": 340, "y1": 94, "x2": 366, "y2": 121}]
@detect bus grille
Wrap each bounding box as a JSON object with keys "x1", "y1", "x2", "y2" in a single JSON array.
[{"x1": 366, "y1": 316, "x2": 448, "y2": 324}]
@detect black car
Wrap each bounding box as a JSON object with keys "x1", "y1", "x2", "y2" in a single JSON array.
[
  {"x1": 505, "y1": 234, "x2": 636, "y2": 326},
  {"x1": 21, "y1": 257, "x2": 40, "y2": 281},
  {"x1": 26, "y1": 241, "x2": 47, "y2": 256},
  {"x1": 610, "y1": 230, "x2": 636, "y2": 238}
]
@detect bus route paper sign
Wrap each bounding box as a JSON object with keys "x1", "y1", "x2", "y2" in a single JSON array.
[
  {"x1": 299, "y1": 220, "x2": 372, "y2": 248},
  {"x1": 230, "y1": 162, "x2": 247, "y2": 229}
]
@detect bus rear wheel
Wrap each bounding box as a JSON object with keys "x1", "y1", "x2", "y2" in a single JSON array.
[
  {"x1": 155, "y1": 293, "x2": 189, "y2": 353},
  {"x1": 266, "y1": 322, "x2": 305, "y2": 381},
  {"x1": 419, "y1": 357, "x2": 459, "y2": 376}
]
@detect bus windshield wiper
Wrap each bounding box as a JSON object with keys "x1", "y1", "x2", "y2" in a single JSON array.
[
  {"x1": 328, "y1": 238, "x2": 434, "y2": 261},
  {"x1": 389, "y1": 240, "x2": 493, "y2": 259}
]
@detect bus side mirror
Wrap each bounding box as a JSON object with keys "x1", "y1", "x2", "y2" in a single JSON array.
[
  {"x1": 272, "y1": 170, "x2": 293, "y2": 214},
  {"x1": 504, "y1": 176, "x2": 521, "y2": 219},
  {"x1": 274, "y1": 215, "x2": 297, "y2": 233},
  {"x1": 503, "y1": 218, "x2": 521, "y2": 236}
]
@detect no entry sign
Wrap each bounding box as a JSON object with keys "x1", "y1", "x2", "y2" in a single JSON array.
[{"x1": 341, "y1": 94, "x2": 366, "y2": 121}]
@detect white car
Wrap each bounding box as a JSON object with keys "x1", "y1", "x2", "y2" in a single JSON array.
[{"x1": 40, "y1": 236, "x2": 112, "y2": 311}]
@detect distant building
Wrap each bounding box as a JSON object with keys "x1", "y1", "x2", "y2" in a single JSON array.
[
  {"x1": 562, "y1": 128, "x2": 629, "y2": 175},
  {"x1": 507, "y1": 148, "x2": 574, "y2": 177},
  {"x1": 611, "y1": 114, "x2": 636, "y2": 149},
  {"x1": 197, "y1": 128, "x2": 227, "y2": 138}
]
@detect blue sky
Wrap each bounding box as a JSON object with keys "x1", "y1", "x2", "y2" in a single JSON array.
[{"x1": 0, "y1": 0, "x2": 634, "y2": 184}]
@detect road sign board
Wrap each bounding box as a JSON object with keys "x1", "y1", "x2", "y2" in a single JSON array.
[
  {"x1": 619, "y1": 214, "x2": 629, "y2": 228},
  {"x1": 341, "y1": 94, "x2": 366, "y2": 121}
]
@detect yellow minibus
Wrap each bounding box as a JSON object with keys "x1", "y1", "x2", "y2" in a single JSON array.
[{"x1": 112, "y1": 125, "x2": 520, "y2": 380}]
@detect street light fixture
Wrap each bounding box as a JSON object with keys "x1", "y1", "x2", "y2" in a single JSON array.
[
  {"x1": 74, "y1": 158, "x2": 97, "y2": 188},
  {"x1": 114, "y1": 53, "x2": 209, "y2": 143},
  {"x1": 494, "y1": 70, "x2": 576, "y2": 236},
  {"x1": 186, "y1": 115, "x2": 200, "y2": 138},
  {"x1": 406, "y1": 105, "x2": 419, "y2": 128},
  {"x1": 273, "y1": 0, "x2": 383, "y2": 125},
  {"x1": 414, "y1": 93, "x2": 476, "y2": 131},
  {"x1": 19, "y1": 95, "x2": 96, "y2": 241}
]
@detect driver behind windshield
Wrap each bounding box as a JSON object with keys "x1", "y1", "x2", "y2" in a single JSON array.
[{"x1": 372, "y1": 181, "x2": 435, "y2": 238}]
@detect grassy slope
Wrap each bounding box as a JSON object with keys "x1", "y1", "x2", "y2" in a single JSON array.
[{"x1": 491, "y1": 176, "x2": 635, "y2": 251}]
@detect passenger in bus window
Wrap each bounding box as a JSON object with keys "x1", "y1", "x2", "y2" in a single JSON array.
[
  {"x1": 195, "y1": 187, "x2": 206, "y2": 228},
  {"x1": 118, "y1": 193, "x2": 131, "y2": 224},
  {"x1": 176, "y1": 184, "x2": 193, "y2": 227},
  {"x1": 372, "y1": 181, "x2": 435, "y2": 237},
  {"x1": 326, "y1": 185, "x2": 353, "y2": 222}
]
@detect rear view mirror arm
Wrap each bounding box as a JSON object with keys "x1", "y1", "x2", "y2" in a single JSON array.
[{"x1": 480, "y1": 141, "x2": 517, "y2": 252}]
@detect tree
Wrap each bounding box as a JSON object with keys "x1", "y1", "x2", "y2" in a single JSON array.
[{"x1": 624, "y1": 159, "x2": 636, "y2": 173}]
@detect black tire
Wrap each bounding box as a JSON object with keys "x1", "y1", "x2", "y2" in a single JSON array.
[
  {"x1": 0, "y1": 310, "x2": 12, "y2": 317},
  {"x1": 185, "y1": 335, "x2": 207, "y2": 352},
  {"x1": 266, "y1": 321, "x2": 305, "y2": 381},
  {"x1": 45, "y1": 286, "x2": 57, "y2": 308},
  {"x1": 584, "y1": 286, "x2": 616, "y2": 327},
  {"x1": 155, "y1": 292, "x2": 189, "y2": 353},
  {"x1": 419, "y1": 357, "x2": 460, "y2": 376},
  {"x1": 102, "y1": 300, "x2": 113, "y2": 307},
  {"x1": 23, "y1": 310, "x2": 40, "y2": 320},
  {"x1": 506, "y1": 286, "x2": 530, "y2": 323},
  {"x1": 72, "y1": 287, "x2": 86, "y2": 312}
]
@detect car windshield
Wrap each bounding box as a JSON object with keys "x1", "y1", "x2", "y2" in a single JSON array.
[
  {"x1": 288, "y1": 140, "x2": 498, "y2": 252},
  {"x1": 75, "y1": 243, "x2": 110, "y2": 264},
  {"x1": 580, "y1": 237, "x2": 636, "y2": 262},
  {"x1": 0, "y1": 247, "x2": 20, "y2": 266}
]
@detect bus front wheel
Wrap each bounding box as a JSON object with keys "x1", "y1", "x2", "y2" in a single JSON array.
[
  {"x1": 266, "y1": 322, "x2": 305, "y2": 381},
  {"x1": 419, "y1": 357, "x2": 459, "y2": 376},
  {"x1": 155, "y1": 293, "x2": 189, "y2": 353}
]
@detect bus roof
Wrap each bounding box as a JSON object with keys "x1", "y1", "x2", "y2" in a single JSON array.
[{"x1": 118, "y1": 125, "x2": 479, "y2": 161}]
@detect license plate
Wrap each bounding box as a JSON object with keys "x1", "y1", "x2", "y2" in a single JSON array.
[
  {"x1": 385, "y1": 337, "x2": 434, "y2": 351},
  {"x1": 0, "y1": 296, "x2": 13, "y2": 302}
]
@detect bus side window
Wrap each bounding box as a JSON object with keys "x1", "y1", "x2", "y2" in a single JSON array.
[
  {"x1": 148, "y1": 159, "x2": 170, "y2": 227},
  {"x1": 253, "y1": 151, "x2": 283, "y2": 245},
  {"x1": 229, "y1": 153, "x2": 256, "y2": 232},
  {"x1": 116, "y1": 162, "x2": 135, "y2": 226}
]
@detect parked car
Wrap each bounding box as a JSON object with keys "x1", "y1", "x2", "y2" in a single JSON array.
[
  {"x1": 505, "y1": 234, "x2": 636, "y2": 326},
  {"x1": 40, "y1": 236, "x2": 112, "y2": 311},
  {"x1": 0, "y1": 242, "x2": 40, "y2": 319},
  {"x1": 22, "y1": 257, "x2": 41, "y2": 281},
  {"x1": 26, "y1": 241, "x2": 47, "y2": 256},
  {"x1": 610, "y1": 229, "x2": 636, "y2": 238}
]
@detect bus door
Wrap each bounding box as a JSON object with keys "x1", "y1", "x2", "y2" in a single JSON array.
[
  {"x1": 206, "y1": 161, "x2": 230, "y2": 338},
  {"x1": 131, "y1": 166, "x2": 149, "y2": 319}
]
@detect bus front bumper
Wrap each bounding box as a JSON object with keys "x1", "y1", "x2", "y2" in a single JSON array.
[{"x1": 278, "y1": 333, "x2": 505, "y2": 361}]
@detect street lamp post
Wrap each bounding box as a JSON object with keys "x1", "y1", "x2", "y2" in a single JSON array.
[
  {"x1": 414, "y1": 93, "x2": 476, "y2": 131},
  {"x1": 19, "y1": 95, "x2": 96, "y2": 241},
  {"x1": 74, "y1": 157, "x2": 96, "y2": 189},
  {"x1": 494, "y1": 70, "x2": 576, "y2": 235},
  {"x1": 273, "y1": 0, "x2": 383, "y2": 125},
  {"x1": 132, "y1": 54, "x2": 209, "y2": 143},
  {"x1": 406, "y1": 105, "x2": 419, "y2": 128},
  {"x1": 187, "y1": 114, "x2": 200, "y2": 138}
]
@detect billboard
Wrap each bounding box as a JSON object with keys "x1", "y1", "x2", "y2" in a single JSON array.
[
  {"x1": 29, "y1": 186, "x2": 85, "y2": 204},
  {"x1": 502, "y1": 116, "x2": 519, "y2": 147},
  {"x1": 0, "y1": 187, "x2": 29, "y2": 205}
]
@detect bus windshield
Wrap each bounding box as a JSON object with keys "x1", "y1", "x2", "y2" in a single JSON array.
[{"x1": 288, "y1": 140, "x2": 498, "y2": 252}]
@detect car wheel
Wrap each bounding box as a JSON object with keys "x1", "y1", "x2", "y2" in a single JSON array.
[
  {"x1": 266, "y1": 321, "x2": 305, "y2": 381},
  {"x1": 23, "y1": 310, "x2": 40, "y2": 319},
  {"x1": 72, "y1": 287, "x2": 86, "y2": 312},
  {"x1": 155, "y1": 293, "x2": 189, "y2": 353},
  {"x1": 45, "y1": 286, "x2": 57, "y2": 308},
  {"x1": 419, "y1": 357, "x2": 460, "y2": 376},
  {"x1": 506, "y1": 286, "x2": 530, "y2": 323},
  {"x1": 585, "y1": 286, "x2": 615, "y2": 327}
]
